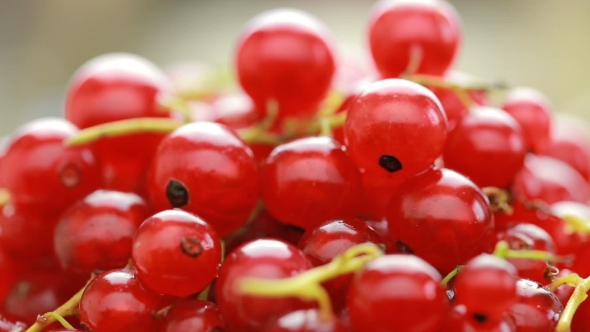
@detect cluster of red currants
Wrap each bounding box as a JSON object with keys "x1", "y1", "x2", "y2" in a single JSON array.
[{"x1": 2, "y1": 0, "x2": 590, "y2": 331}]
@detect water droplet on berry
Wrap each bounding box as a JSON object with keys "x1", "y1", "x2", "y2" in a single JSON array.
[
  {"x1": 379, "y1": 155, "x2": 402, "y2": 173},
  {"x1": 166, "y1": 180, "x2": 189, "y2": 207},
  {"x1": 59, "y1": 163, "x2": 81, "y2": 188}
]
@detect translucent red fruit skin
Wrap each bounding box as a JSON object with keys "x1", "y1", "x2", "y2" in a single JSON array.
[
  {"x1": 158, "y1": 299, "x2": 224, "y2": 332},
  {"x1": 439, "y1": 305, "x2": 516, "y2": 332},
  {"x1": 344, "y1": 79, "x2": 448, "y2": 179},
  {"x1": 80, "y1": 269, "x2": 161, "y2": 332},
  {"x1": 132, "y1": 209, "x2": 221, "y2": 297},
  {"x1": 453, "y1": 254, "x2": 518, "y2": 324},
  {"x1": 65, "y1": 52, "x2": 171, "y2": 129},
  {"x1": 386, "y1": 168, "x2": 494, "y2": 275},
  {"x1": 54, "y1": 190, "x2": 151, "y2": 273},
  {"x1": 511, "y1": 154, "x2": 590, "y2": 204},
  {"x1": 347, "y1": 255, "x2": 447, "y2": 332},
  {"x1": 216, "y1": 239, "x2": 314, "y2": 332},
  {"x1": 506, "y1": 279, "x2": 562, "y2": 332},
  {"x1": 0, "y1": 203, "x2": 60, "y2": 262},
  {"x1": 443, "y1": 107, "x2": 526, "y2": 188},
  {"x1": 265, "y1": 309, "x2": 347, "y2": 332},
  {"x1": 261, "y1": 137, "x2": 361, "y2": 229},
  {"x1": 235, "y1": 8, "x2": 336, "y2": 119},
  {"x1": 368, "y1": 0, "x2": 462, "y2": 78},
  {"x1": 148, "y1": 121, "x2": 259, "y2": 237},
  {"x1": 2, "y1": 118, "x2": 101, "y2": 213},
  {"x1": 501, "y1": 87, "x2": 552, "y2": 153}
]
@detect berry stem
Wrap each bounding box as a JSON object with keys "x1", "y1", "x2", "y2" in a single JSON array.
[
  {"x1": 493, "y1": 240, "x2": 557, "y2": 262},
  {"x1": 65, "y1": 118, "x2": 184, "y2": 146},
  {"x1": 0, "y1": 188, "x2": 10, "y2": 207},
  {"x1": 441, "y1": 265, "x2": 464, "y2": 287},
  {"x1": 237, "y1": 243, "x2": 383, "y2": 321},
  {"x1": 25, "y1": 285, "x2": 86, "y2": 332},
  {"x1": 158, "y1": 94, "x2": 194, "y2": 123},
  {"x1": 562, "y1": 215, "x2": 590, "y2": 236},
  {"x1": 552, "y1": 273, "x2": 590, "y2": 332}
]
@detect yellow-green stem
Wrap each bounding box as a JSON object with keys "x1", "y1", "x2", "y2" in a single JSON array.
[
  {"x1": 441, "y1": 265, "x2": 464, "y2": 287},
  {"x1": 553, "y1": 273, "x2": 590, "y2": 332},
  {"x1": 25, "y1": 286, "x2": 86, "y2": 332},
  {"x1": 493, "y1": 240, "x2": 557, "y2": 262},
  {"x1": 562, "y1": 215, "x2": 590, "y2": 236},
  {"x1": 0, "y1": 188, "x2": 10, "y2": 207},
  {"x1": 65, "y1": 118, "x2": 183, "y2": 146}
]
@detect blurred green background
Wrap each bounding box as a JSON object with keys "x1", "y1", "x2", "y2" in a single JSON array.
[{"x1": 1, "y1": 0, "x2": 589, "y2": 135}]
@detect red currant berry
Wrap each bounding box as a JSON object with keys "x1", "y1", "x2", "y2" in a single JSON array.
[
  {"x1": 54, "y1": 190, "x2": 151, "y2": 274},
  {"x1": 512, "y1": 154, "x2": 590, "y2": 204},
  {"x1": 344, "y1": 79, "x2": 447, "y2": 180},
  {"x1": 453, "y1": 254, "x2": 518, "y2": 324},
  {"x1": 347, "y1": 254, "x2": 447, "y2": 332},
  {"x1": 386, "y1": 168, "x2": 494, "y2": 274},
  {"x1": 265, "y1": 309, "x2": 347, "y2": 332},
  {"x1": 148, "y1": 121, "x2": 259, "y2": 237},
  {"x1": 261, "y1": 137, "x2": 361, "y2": 229},
  {"x1": 368, "y1": 0, "x2": 461, "y2": 78},
  {"x1": 216, "y1": 239, "x2": 314, "y2": 332},
  {"x1": 79, "y1": 269, "x2": 161, "y2": 332},
  {"x1": 235, "y1": 8, "x2": 336, "y2": 120},
  {"x1": 439, "y1": 305, "x2": 517, "y2": 332},
  {"x1": 158, "y1": 299, "x2": 224, "y2": 332},
  {"x1": 506, "y1": 279, "x2": 562, "y2": 332},
  {"x1": 443, "y1": 106, "x2": 527, "y2": 188},
  {"x1": 65, "y1": 53, "x2": 171, "y2": 129},
  {"x1": 2, "y1": 118, "x2": 101, "y2": 214},
  {"x1": 501, "y1": 87, "x2": 552, "y2": 153},
  {"x1": 132, "y1": 209, "x2": 222, "y2": 297}
]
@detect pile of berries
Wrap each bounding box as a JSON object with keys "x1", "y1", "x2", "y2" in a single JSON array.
[{"x1": 3, "y1": 1, "x2": 590, "y2": 331}]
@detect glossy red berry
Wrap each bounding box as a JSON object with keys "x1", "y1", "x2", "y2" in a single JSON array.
[
  {"x1": 368, "y1": 0, "x2": 461, "y2": 78},
  {"x1": 506, "y1": 279, "x2": 562, "y2": 332},
  {"x1": 65, "y1": 53, "x2": 171, "y2": 129},
  {"x1": 132, "y1": 209, "x2": 221, "y2": 297},
  {"x1": 345, "y1": 79, "x2": 447, "y2": 180},
  {"x1": 443, "y1": 106, "x2": 526, "y2": 188},
  {"x1": 501, "y1": 87, "x2": 552, "y2": 153},
  {"x1": 216, "y1": 239, "x2": 314, "y2": 332},
  {"x1": 501, "y1": 223, "x2": 556, "y2": 284},
  {"x1": 158, "y1": 299, "x2": 224, "y2": 332},
  {"x1": 2, "y1": 118, "x2": 101, "y2": 214},
  {"x1": 453, "y1": 254, "x2": 518, "y2": 325},
  {"x1": 79, "y1": 269, "x2": 161, "y2": 332},
  {"x1": 265, "y1": 309, "x2": 347, "y2": 332},
  {"x1": 511, "y1": 154, "x2": 590, "y2": 204},
  {"x1": 235, "y1": 8, "x2": 336, "y2": 120},
  {"x1": 347, "y1": 254, "x2": 447, "y2": 332},
  {"x1": 386, "y1": 168, "x2": 494, "y2": 274},
  {"x1": 54, "y1": 190, "x2": 151, "y2": 273},
  {"x1": 439, "y1": 305, "x2": 517, "y2": 332},
  {"x1": 261, "y1": 137, "x2": 361, "y2": 229},
  {"x1": 148, "y1": 121, "x2": 259, "y2": 237}
]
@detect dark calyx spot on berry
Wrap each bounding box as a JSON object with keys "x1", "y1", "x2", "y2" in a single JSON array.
[
  {"x1": 379, "y1": 155, "x2": 402, "y2": 173},
  {"x1": 209, "y1": 327, "x2": 225, "y2": 332},
  {"x1": 473, "y1": 313, "x2": 488, "y2": 324},
  {"x1": 180, "y1": 237, "x2": 204, "y2": 258},
  {"x1": 396, "y1": 240, "x2": 414, "y2": 254},
  {"x1": 60, "y1": 162, "x2": 81, "y2": 188},
  {"x1": 167, "y1": 180, "x2": 189, "y2": 207}
]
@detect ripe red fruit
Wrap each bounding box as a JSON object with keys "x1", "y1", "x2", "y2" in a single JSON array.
[
  {"x1": 368, "y1": 0, "x2": 462, "y2": 78},
  {"x1": 148, "y1": 121, "x2": 259, "y2": 237},
  {"x1": 347, "y1": 255, "x2": 447, "y2": 332},
  {"x1": 65, "y1": 53, "x2": 171, "y2": 129},
  {"x1": 453, "y1": 254, "x2": 518, "y2": 325},
  {"x1": 216, "y1": 239, "x2": 314, "y2": 332},
  {"x1": 2, "y1": 118, "x2": 101, "y2": 214},
  {"x1": 265, "y1": 309, "x2": 347, "y2": 332},
  {"x1": 511, "y1": 154, "x2": 590, "y2": 204},
  {"x1": 132, "y1": 209, "x2": 222, "y2": 297},
  {"x1": 158, "y1": 299, "x2": 224, "y2": 332},
  {"x1": 443, "y1": 106, "x2": 527, "y2": 188},
  {"x1": 54, "y1": 190, "x2": 151, "y2": 273},
  {"x1": 235, "y1": 8, "x2": 336, "y2": 120},
  {"x1": 506, "y1": 279, "x2": 563, "y2": 332},
  {"x1": 386, "y1": 168, "x2": 494, "y2": 274},
  {"x1": 439, "y1": 305, "x2": 517, "y2": 332},
  {"x1": 261, "y1": 137, "x2": 361, "y2": 229},
  {"x1": 501, "y1": 87, "x2": 552, "y2": 153},
  {"x1": 79, "y1": 269, "x2": 161, "y2": 332}
]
